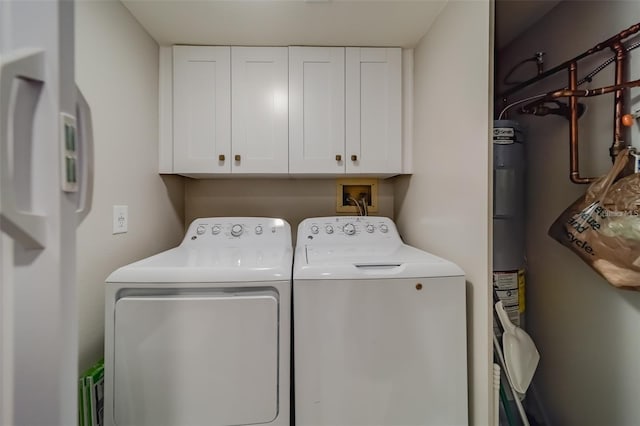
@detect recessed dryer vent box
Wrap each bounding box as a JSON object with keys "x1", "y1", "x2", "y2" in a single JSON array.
[{"x1": 336, "y1": 178, "x2": 378, "y2": 213}]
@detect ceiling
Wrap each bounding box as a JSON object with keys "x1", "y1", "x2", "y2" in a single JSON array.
[
  {"x1": 122, "y1": 0, "x2": 448, "y2": 48},
  {"x1": 122, "y1": 0, "x2": 561, "y2": 49}
]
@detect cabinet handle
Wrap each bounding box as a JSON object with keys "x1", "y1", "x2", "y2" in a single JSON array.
[
  {"x1": 351, "y1": 155, "x2": 358, "y2": 161},
  {"x1": 218, "y1": 154, "x2": 225, "y2": 161},
  {"x1": 235, "y1": 154, "x2": 241, "y2": 161},
  {"x1": 335, "y1": 154, "x2": 342, "y2": 161}
]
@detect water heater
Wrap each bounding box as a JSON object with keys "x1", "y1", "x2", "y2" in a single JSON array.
[{"x1": 493, "y1": 120, "x2": 526, "y2": 327}]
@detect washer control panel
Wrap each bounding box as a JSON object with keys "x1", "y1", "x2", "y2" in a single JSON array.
[
  {"x1": 183, "y1": 217, "x2": 291, "y2": 246},
  {"x1": 297, "y1": 216, "x2": 401, "y2": 244}
]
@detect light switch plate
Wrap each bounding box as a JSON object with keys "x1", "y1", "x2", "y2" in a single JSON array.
[{"x1": 113, "y1": 205, "x2": 128, "y2": 234}]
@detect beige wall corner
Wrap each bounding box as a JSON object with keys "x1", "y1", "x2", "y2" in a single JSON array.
[{"x1": 75, "y1": 0, "x2": 185, "y2": 372}]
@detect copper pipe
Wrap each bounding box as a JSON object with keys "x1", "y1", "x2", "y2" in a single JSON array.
[
  {"x1": 568, "y1": 63, "x2": 589, "y2": 183},
  {"x1": 499, "y1": 22, "x2": 640, "y2": 184},
  {"x1": 548, "y1": 77, "x2": 640, "y2": 98},
  {"x1": 589, "y1": 23, "x2": 640, "y2": 56},
  {"x1": 567, "y1": 63, "x2": 596, "y2": 184},
  {"x1": 611, "y1": 42, "x2": 626, "y2": 160},
  {"x1": 498, "y1": 22, "x2": 640, "y2": 100}
]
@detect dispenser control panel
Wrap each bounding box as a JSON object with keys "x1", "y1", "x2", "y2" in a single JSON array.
[
  {"x1": 183, "y1": 217, "x2": 291, "y2": 246},
  {"x1": 297, "y1": 216, "x2": 401, "y2": 244}
]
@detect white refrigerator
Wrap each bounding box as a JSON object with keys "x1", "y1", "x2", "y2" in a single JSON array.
[{"x1": 0, "y1": 1, "x2": 93, "y2": 425}]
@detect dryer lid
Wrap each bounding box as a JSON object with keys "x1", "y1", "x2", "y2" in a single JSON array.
[{"x1": 107, "y1": 246, "x2": 293, "y2": 283}]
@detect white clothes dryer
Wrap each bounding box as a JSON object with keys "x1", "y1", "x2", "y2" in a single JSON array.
[
  {"x1": 293, "y1": 216, "x2": 468, "y2": 426},
  {"x1": 104, "y1": 217, "x2": 292, "y2": 426}
]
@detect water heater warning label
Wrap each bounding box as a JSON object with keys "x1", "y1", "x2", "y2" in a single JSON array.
[
  {"x1": 493, "y1": 127, "x2": 515, "y2": 145},
  {"x1": 493, "y1": 269, "x2": 525, "y2": 326}
]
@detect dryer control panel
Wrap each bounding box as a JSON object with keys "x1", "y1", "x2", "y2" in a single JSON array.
[
  {"x1": 297, "y1": 216, "x2": 402, "y2": 244},
  {"x1": 183, "y1": 217, "x2": 292, "y2": 246}
]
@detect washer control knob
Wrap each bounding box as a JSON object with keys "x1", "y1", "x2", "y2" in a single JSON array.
[
  {"x1": 380, "y1": 224, "x2": 389, "y2": 233},
  {"x1": 231, "y1": 224, "x2": 243, "y2": 237},
  {"x1": 310, "y1": 225, "x2": 319, "y2": 235},
  {"x1": 211, "y1": 225, "x2": 221, "y2": 235},
  {"x1": 196, "y1": 225, "x2": 206, "y2": 235},
  {"x1": 366, "y1": 224, "x2": 375, "y2": 233},
  {"x1": 343, "y1": 223, "x2": 356, "y2": 235},
  {"x1": 255, "y1": 225, "x2": 263, "y2": 235},
  {"x1": 325, "y1": 225, "x2": 334, "y2": 234}
]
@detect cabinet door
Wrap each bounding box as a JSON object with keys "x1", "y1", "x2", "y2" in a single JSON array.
[
  {"x1": 173, "y1": 46, "x2": 231, "y2": 173},
  {"x1": 289, "y1": 47, "x2": 345, "y2": 174},
  {"x1": 232, "y1": 47, "x2": 288, "y2": 174},
  {"x1": 346, "y1": 48, "x2": 402, "y2": 174}
]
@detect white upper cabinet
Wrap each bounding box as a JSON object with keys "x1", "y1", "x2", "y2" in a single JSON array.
[
  {"x1": 289, "y1": 47, "x2": 345, "y2": 174},
  {"x1": 173, "y1": 46, "x2": 231, "y2": 173},
  {"x1": 232, "y1": 47, "x2": 289, "y2": 174},
  {"x1": 173, "y1": 46, "x2": 288, "y2": 175},
  {"x1": 289, "y1": 47, "x2": 402, "y2": 175},
  {"x1": 346, "y1": 48, "x2": 402, "y2": 174},
  {"x1": 163, "y1": 45, "x2": 406, "y2": 177}
]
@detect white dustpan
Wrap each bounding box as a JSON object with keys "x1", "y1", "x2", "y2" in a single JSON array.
[{"x1": 495, "y1": 301, "x2": 540, "y2": 394}]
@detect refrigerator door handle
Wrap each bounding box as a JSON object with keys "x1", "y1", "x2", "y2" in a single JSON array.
[
  {"x1": 75, "y1": 86, "x2": 93, "y2": 224},
  {"x1": 0, "y1": 49, "x2": 47, "y2": 249}
]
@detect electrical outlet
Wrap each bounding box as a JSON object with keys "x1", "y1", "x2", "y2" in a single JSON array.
[{"x1": 113, "y1": 205, "x2": 128, "y2": 234}]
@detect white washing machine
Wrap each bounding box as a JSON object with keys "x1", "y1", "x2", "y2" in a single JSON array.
[
  {"x1": 294, "y1": 216, "x2": 468, "y2": 426},
  {"x1": 104, "y1": 217, "x2": 292, "y2": 426}
]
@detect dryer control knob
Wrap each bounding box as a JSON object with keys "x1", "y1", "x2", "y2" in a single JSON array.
[
  {"x1": 325, "y1": 225, "x2": 334, "y2": 234},
  {"x1": 255, "y1": 225, "x2": 263, "y2": 235},
  {"x1": 211, "y1": 225, "x2": 221, "y2": 235},
  {"x1": 366, "y1": 224, "x2": 375, "y2": 233},
  {"x1": 343, "y1": 223, "x2": 356, "y2": 235},
  {"x1": 310, "y1": 225, "x2": 319, "y2": 234},
  {"x1": 196, "y1": 225, "x2": 206, "y2": 235},
  {"x1": 231, "y1": 224, "x2": 243, "y2": 237},
  {"x1": 380, "y1": 224, "x2": 389, "y2": 233}
]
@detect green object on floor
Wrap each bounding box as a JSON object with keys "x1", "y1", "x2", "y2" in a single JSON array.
[{"x1": 79, "y1": 359, "x2": 104, "y2": 426}]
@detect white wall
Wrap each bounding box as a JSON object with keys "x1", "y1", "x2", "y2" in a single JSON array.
[
  {"x1": 75, "y1": 0, "x2": 184, "y2": 372},
  {"x1": 393, "y1": 1, "x2": 493, "y2": 425},
  {"x1": 497, "y1": 2, "x2": 640, "y2": 424},
  {"x1": 186, "y1": 178, "x2": 394, "y2": 239}
]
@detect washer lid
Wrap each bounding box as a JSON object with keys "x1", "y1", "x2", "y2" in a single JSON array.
[
  {"x1": 294, "y1": 244, "x2": 464, "y2": 280},
  {"x1": 107, "y1": 246, "x2": 293, "y2": 283}
]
